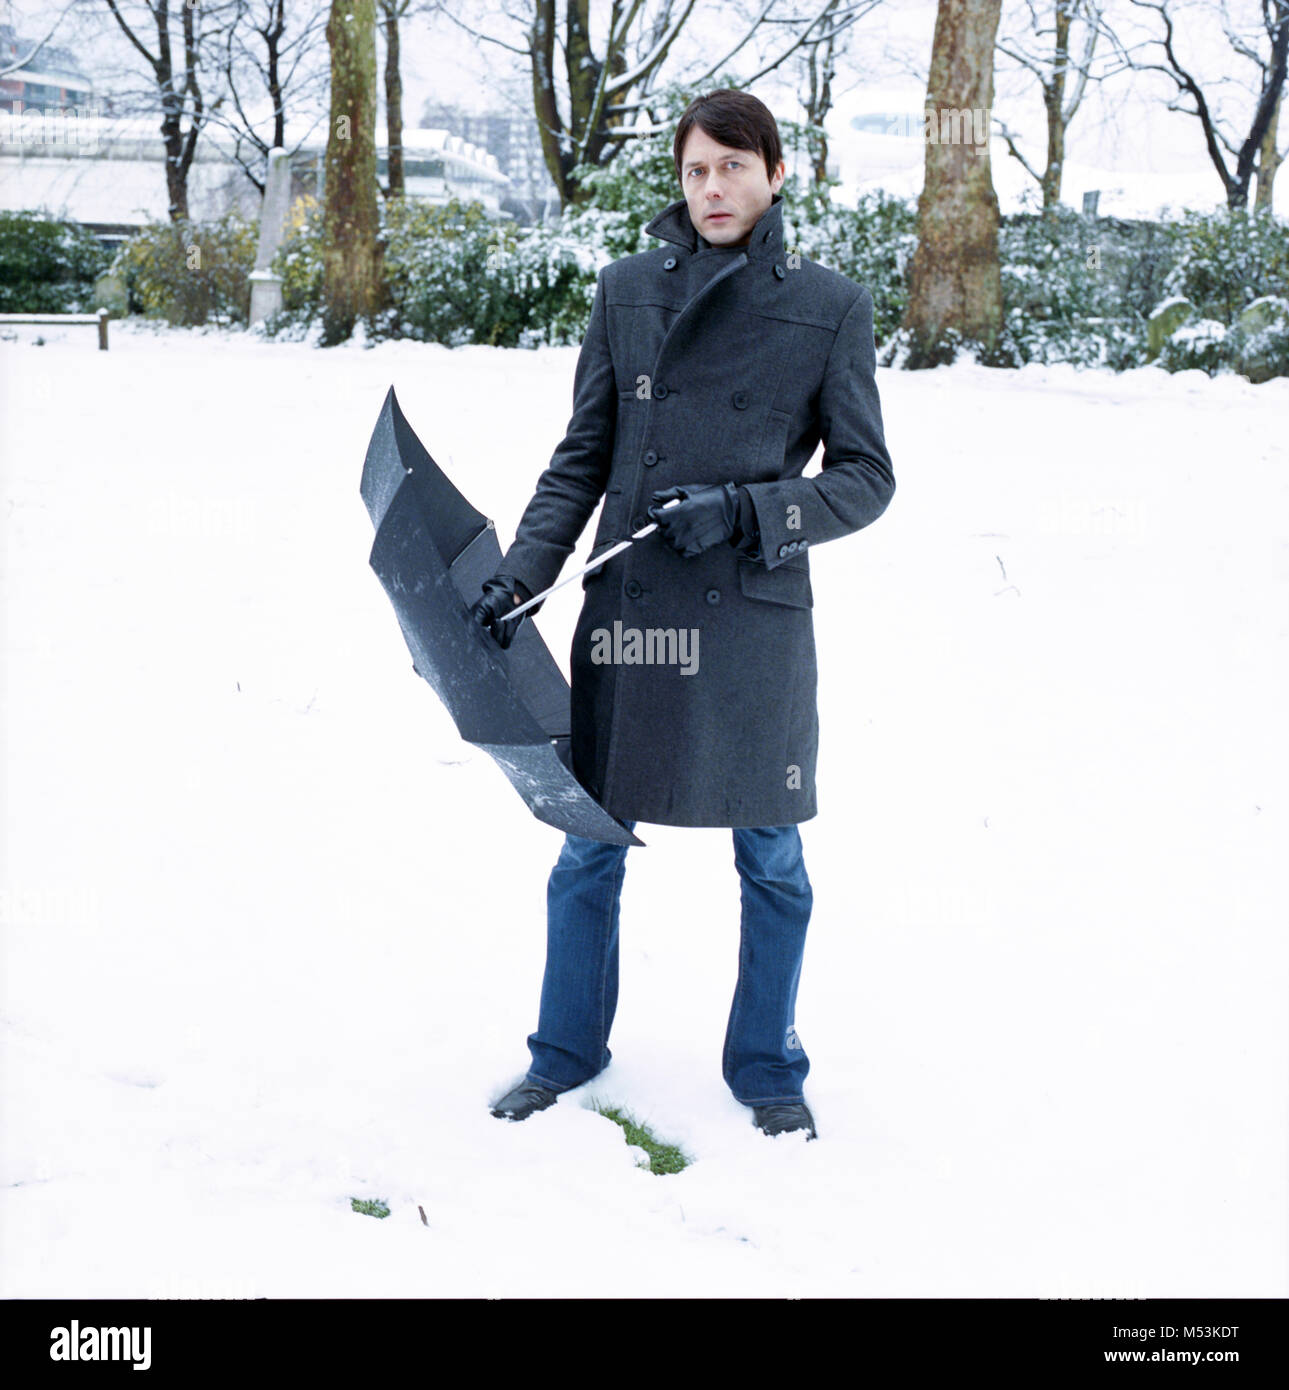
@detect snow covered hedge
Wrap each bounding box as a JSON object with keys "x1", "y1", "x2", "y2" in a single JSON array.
[
  {"x1": 989, "y1": 203, "x2": 1289, "y2": 379},
  {"x1": 266, "y1": 194, "x2": 599, "y2": 348},
  {"x1": 0, "y1": 211, "x2": 111, "y2": 314},
  {"x1": 1149, "y1": 211, "x2": 1289, "y2": 382},
  {"x1": 378, "y1": 196, "x2": 600, "y2": 348},
  {"x1": 110, "y1": 213, "x2": 258, "y2": 328}
]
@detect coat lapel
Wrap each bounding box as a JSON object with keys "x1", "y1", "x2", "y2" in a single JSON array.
[{"x1": 642, "y1": 194, "x2": 786, "y2": 382}]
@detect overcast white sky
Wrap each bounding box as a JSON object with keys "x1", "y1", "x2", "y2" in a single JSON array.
[{"x1": 7, "y1": 0, "x2": 1286, "y2": 215}]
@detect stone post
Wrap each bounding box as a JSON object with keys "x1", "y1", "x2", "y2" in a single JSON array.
[{"x1": 249, "y1": 148, "x2": 294, "y2": 325}]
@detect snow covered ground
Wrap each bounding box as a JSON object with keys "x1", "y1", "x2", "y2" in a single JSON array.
[{"x1": 2, "y1": 320, "x2": 1286, "y2": 1298}]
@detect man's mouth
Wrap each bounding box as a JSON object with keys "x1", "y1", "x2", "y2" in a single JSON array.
[{"x1": 707, "y1": 211, "x2": 732, "y2": 221}]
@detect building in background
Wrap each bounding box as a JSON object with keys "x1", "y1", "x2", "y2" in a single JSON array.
[
  {"x1": 0, "y1": 115, "x2": 509, "y2": 243},
  {"x1": 420, "y1": 100, "x2": 558, "y2": 224},
  {"x1": 0, "y1": 23, "x2": 93, "y2": 112}
]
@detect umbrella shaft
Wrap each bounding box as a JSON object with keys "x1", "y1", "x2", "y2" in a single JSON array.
[{"x1": 499, "y1": 500, "x2": 678, "y2": 622}]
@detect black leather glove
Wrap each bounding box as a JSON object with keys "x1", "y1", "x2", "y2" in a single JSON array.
[
  {"x1": 647, "y1": 483, "x2": 740, "y2": 558},
  {"x1": 729, "y1": 486, "x2": 762, "y2": 559},
  {"x1": 472, "y1": 573, "x2": 532, "y2": 650}
]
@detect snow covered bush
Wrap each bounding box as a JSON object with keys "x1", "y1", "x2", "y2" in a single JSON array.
[
  {"x1": 994, "y1": 203, "x2": 1171, "y2": 369},
  {"x1": 1153, "y1": 293, "x2": 1289, "y2": 383},
  {"x1": 1142, "y1": 213, "x2": 1289, "y2": 381},
  {"x1": 500, "y1": 221, "x2": 604, "y2": 347},
  {"x1": 0, "y1": 210, "x2": 110, "y2": 314},
  {"x1": 1156, "y1": 317, "x2": 1228, "y2": 376},
  {"x1": 1227, "y1": 296, "x2": 1289, "y2": 384},
  {"x1": 1161, "y1": 207, "x2": 1289, "y2": 327},
  {"x1": 112, "y1": 214, "x2": 258, "y2": 327},
  {"x1": 268, "y1": 195, "x2": 598, "y2": 347},
  {"x1": 1148, "y1": 211, "x2": 1289, "y2": 381},
  {"x1": 378, "y1": 195, "x2": 597, "y2": 347}
]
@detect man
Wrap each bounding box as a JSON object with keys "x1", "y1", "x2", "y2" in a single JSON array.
[{"x1": 473, "y1": 89, "x2": 895, "y2": 1141}]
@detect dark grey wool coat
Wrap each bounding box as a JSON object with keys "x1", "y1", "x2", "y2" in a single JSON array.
[{"x1": 499, "y1": 192, "x2": 895, "y2": 828}]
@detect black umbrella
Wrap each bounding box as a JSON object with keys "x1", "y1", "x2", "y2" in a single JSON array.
[{"x1": 360, "y1": 387, "x2": 643, "y2": 847}]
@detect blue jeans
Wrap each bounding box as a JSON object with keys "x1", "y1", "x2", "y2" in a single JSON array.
[{"x1": 525, "y1": 821, "x2": 813, "y2": 1106}]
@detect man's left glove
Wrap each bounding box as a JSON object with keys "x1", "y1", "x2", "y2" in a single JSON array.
[
  {"x1": 647, "y1": 482, "x2": 740, "y2": 558},
  {"x1": 471, "y1": 573, "x2": 532, "y2": 650}
]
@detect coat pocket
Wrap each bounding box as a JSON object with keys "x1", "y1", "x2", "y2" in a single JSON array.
[
  {"x1": 753, "y1": 408, "x2": 794, "y2": 478},
  {"x1": 737, "y1": 554, "x2": 813, "y2": 609},
  {"x1": 590, "y1": 481, "x2": 628, "y2": 549},
  {"x1": 581, "y1": 538, "x2": 619, "y2": 589}
]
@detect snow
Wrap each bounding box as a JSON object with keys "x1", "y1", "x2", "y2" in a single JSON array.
[
  {"x1": 2, "y1": 322, "x2": 1286, "y2": 1297},
  {"x1": 1172, "y1": 319, "x2": 1227, "y2": 344}
]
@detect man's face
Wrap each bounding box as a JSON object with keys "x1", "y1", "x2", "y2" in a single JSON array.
[{"x1": 679, "y1": 125, "x2": 785, "y2": 247}]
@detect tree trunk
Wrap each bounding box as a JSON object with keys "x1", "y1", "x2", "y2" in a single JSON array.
[
  {"x1": 322, "y1": 0, "x2": 381, "y2": 345},
  {"x1": 382, "y1": 3, "x2": 404, "y2": 199},
  {"x1": 269, "y1": 0, "x2": 287, "y2": 151},
  {"x1": 805, "y1": 0, "x2": 839, "y2": 184},
  {"x1": 902, "y1": 0, "x2": 1004, "y2": 367},
  {"x1": 162, "y1": 114, "x2": 190, "y2": 221},
  {"x1": 1254, "y1": 86, "x2": 1283, "y2": 213},
  {"x1": 1040, "y1": 0, "x2": 1072, "y2": 210}
]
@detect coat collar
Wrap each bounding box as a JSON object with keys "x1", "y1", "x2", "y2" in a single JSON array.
[{"x1": 645, "y1": 192, "x2": 785, "y2": 264}]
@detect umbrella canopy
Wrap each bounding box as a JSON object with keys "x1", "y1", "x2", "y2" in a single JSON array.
[{"x1": 360, "y1": 387, "x2": 643, "y2": 847}]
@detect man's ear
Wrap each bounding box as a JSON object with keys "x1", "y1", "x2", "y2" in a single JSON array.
[{"x1": 771, "y1": 160, "x2": 786, "y2": 193}]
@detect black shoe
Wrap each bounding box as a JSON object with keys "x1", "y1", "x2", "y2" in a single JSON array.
[
  {"x1": 752, "y1": 1102, "x2": 817, "y2": 1140},
  {"x1": 490, "y1": 1080, "x2": 560, "y2": 1122}
]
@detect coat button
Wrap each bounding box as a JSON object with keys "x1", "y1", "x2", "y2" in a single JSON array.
[
  {"x1": 732, "y1": 390, "x2": 748, "y2": 409},
  {"x1": 705, "y1": 589, "x2": 720, "y2": 604},
  {"x1": 777, "y1": 543, "x2": 790, "y2": 557},
  {"x1": 773, "y1": 263, "x2": 786, "y2": 279},
  {"x1": 631, "y1": 515, "x2": 647, "y2": 531},
  {"x1": 625, "y1": 579, "x2": 642, "y2": 598},
  {"x1": 663, "y1": 256, "x2": 677, "y2": 270},
  {"x1": 653, "y1": 383, "x2": 668, "y2": 399},
  {"x1": 643, "y1": 449, "x2": 658, "y2": 466}
]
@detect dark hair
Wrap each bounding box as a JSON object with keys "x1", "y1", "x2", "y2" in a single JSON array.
[{"x1": 673, "y1": 89, "x2": 783, "y2": 186}]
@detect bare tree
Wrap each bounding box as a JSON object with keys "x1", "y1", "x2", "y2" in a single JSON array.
[
  {"x1": 377, "y1": 0, "x2": 411, "y2": 198},
  {"x1": 1118, "y1": 0, "x2": 1289, "y2": 210},
  {"x1": 98, "y1": 1, "x2": 229, "y2": 219},
  {"x1": 206, "y1": 0, "x2": 330, "y2": 195},
  {"x1": 992, "y1": 0, "x2": 1120, "y2": 210},
  {"x1": 435, "y1": 0, "x2": 877, "y2": 209},
  {"x1": 902, "y1": 0, "x2": 1005, "y2": 367},
  {"x1": 796, "y1": 0, "x2": 884, "y2": 185},
  {"x1": 1212, "y1": 0, "x2": 1284, "y2": 208},
  {"x1": 321, "y1": 0, "x2": 381, "y2": 345}
]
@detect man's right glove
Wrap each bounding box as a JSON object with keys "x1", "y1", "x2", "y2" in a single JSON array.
[{"x1": 472, "y1": 573, "x2": 532, "y2": 650}]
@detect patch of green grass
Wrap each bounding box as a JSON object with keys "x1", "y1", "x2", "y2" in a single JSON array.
[
  {"x1": 350, "y1": 1197, "x2": 390, "y2": 1218},
  {"x1": 589, "y1": 1101, "x2": 691, "y2": 1175}
]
